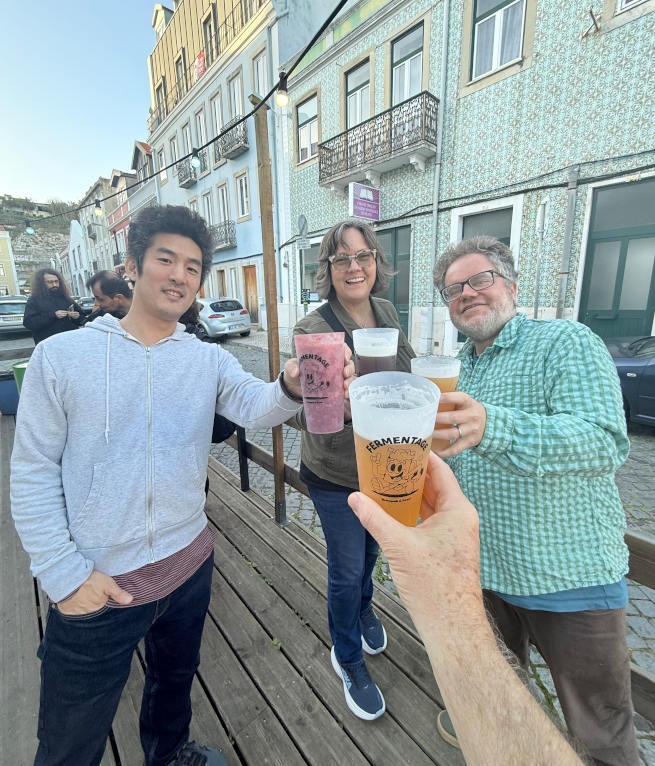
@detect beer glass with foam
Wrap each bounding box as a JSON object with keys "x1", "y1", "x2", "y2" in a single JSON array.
[
  {"x1": 349, "y1": 371, "x2": 440, "y2": 526},
  {"x1": 410, "y1": 356, "x2": 461, "y2": 452},
  {"x1": 352, "y1": 328, "x2": 399, "y2": 376}
]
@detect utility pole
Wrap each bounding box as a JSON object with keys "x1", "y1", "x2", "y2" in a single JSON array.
[{"x1": 249, "y1": 93, "x2": 287, "y2": 526}]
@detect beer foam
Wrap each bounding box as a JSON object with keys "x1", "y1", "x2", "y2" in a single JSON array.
[
  {"x1": 352, "y1": 328, "x2": 398, "y2": 357},
  {"x1": 411, "y1": 356, "x2": 460, "y2": 378}
]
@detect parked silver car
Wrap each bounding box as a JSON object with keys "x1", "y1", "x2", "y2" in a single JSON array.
[
  {"x1": 197, "y1": 297, "x2": 251, "y2": 339},
  {"x1": 0, "y1": 295, "x2": 30, "y2": 336}
]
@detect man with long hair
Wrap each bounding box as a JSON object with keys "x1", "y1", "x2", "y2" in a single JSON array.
[{"x1": 23, "y1": 268, "x2": 83, "y2": 344}]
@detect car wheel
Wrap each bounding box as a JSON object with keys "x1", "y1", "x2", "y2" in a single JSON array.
[{"x1": 240, "y1": 330, "x2": 251, "y2": 337}]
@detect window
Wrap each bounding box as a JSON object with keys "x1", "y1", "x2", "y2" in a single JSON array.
[
  {"x1": 182, "y1": 123, "x2": 192, "y2": 154},
  {"x1": 392, "y1": 24, "x2": 423, "y2": 104},
  {"x1": 155, "y1": 80, "x2": 167, "y2": 119},
  {"x1": 230, "y1": 267, "x2": 238, "y2": 297},
  {"x1": 203, "y1": 15, "x2": 215, "y2": 66},
  {"x1": 618, "y1": 0, "x2": 643, "y2": 8},
  {"x1": 297, "y1": 94, "x2": 318, "y2": 163},
  {"x1": 210, "y1": 92, "x2": 223, "y2": 137},
  {"x1": 216, "y1": 182, "x2": 230, "y2": 223},
  {"x1": 0, "y1": 264, "x2": 5, "y2": 276},
  {"x1": 234, "y1": 170, "x2": 250, "y2": 220},
  {"x1": 346, "y1": 61, "x2": 370, "y2": 128},
  {"x1": 157, "y1": 148, "x2": 167, "y2": 183},
  {"x1": 175, "y1": 55, "x2": 187, "y2": 102},
  {"x1": 301, "y1": 245, "x2": 319, "y2": 293},
  {"x1": 252, "y1": 50, "x2": 268, "y2": 98},
  {"x1": 195, "y1": 108, "x2": 207, "y2": 146},
  {"x1": 169, "y1": 135, "x2": 178, "y2": 173},
  {"x1": 215, "y1": 268, "x2": 227, "y2": 296},
  {"x1": 228, "y1": 72, "x2": 243, "y2": 118},
  {"x1": 202, "y1": 191, "x2": 214, "y2": 225},
  {"x1": 471, "y1": 0, "x2": 525, "y2": 80},
  {"x1": 189, "y1": 198, "x2": 198, "y2": 214},
  {"x1": 462, "y1": 208, "x2": 513, "y2": 243}
]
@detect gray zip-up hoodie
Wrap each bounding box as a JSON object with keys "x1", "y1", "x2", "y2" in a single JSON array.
[{"x1": 10, "y1": 315, "x2": 301, "y2": 602}]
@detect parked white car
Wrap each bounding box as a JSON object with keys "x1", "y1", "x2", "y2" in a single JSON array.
[
  {"x1": 0, "y1": 295, "x2": 30, "y2": 336},
  {"x1": 197, "y1": 297, "x2": 251, "y2": 339}
]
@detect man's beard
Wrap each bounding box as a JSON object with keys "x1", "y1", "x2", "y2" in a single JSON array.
[
  {"x1": 451, "y1": 291, "x2": 516, "y2": 343},
  {"x1": 48, "y1": 286, "x2": 65, "y2": 297}
]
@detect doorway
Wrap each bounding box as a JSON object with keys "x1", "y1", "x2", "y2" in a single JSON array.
[
  {"x1": 376, "y1": 226, "x2": 410, "y2": 336},
  {"x1": 242, "y1": 264, "x2": 259, "y2": 323}
]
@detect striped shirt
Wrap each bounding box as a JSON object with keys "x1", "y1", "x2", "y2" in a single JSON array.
[{"x1": 449, "y1": 314, "x2": 630, "y2": 595}]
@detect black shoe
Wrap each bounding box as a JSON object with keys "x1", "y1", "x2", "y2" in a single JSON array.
[
  {"x1": 331, "y1": 646, "x2": 385, "y2": 720},
  {"x1": 168, "y1": 741, "x2": 227, "y2": 765}
]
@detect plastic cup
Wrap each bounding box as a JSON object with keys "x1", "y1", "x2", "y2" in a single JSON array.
[
  {"x1": 294, "y1": 332, "x2": 345, "y2": 434},
  {"x1": 12, "y1": 359, "x2": 29, "y2": 394},
  {"x1": 411, "y1": 356, "x2": 461, "y2": 452},
  {"x1": 349, "y1": 371, "x2": 440, "y2": 526},
  {"x1": 352, "y1": 328, "x2": 399, "y2": 376}
]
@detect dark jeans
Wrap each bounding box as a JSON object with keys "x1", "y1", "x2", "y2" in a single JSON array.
[
  {"x1": 35, "y1": 553, "x2": 214, "y2": 766},
  {"x1": 310, "y1": 486, "x2": 378, "y2": 665},
  {"x1": 484, "y1": 592, "x2": 639, "y2": 766}
]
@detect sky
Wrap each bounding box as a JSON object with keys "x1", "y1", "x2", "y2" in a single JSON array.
[{"x1": 0, "y1": 1, "x2": 158, "y2": 204}]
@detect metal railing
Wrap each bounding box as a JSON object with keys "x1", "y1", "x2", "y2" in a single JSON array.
[
  {"x1": 210, "y1": 220, "x2": 236, "y2": 249},
  {"x1": 177, "y1": 158, "x2": 197, "y2": 188},
  {"x1": 318, "y1": 91, "x2": 439, "y2": 185},
  {"x1": 217, "y1": 116, "x2": 249, "y2": 159}
]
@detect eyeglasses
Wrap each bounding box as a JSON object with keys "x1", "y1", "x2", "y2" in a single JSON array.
[
  {"x1": 440, "y1": 270, "x2": 510, "y2": 303},
  {"x1": 328, "y1": 249, "x2": 377, "y2": 272}
]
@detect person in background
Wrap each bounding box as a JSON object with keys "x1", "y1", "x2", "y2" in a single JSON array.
[
  {"x1": 23, "y1": 269, "x2": 83, "y2": 345},
  {"x1": 84, "y1": 270, "x2": 123, "y2": 323},
  {"x1": 290, "y1": 219, "x2": 415, "y2": 721},
  {"x1": 348, "y1": 453, "x2": 584, "y2": 766},
  {"x1": 92, "y1": 276, "x2": 132, "y2": 319},
  {"x1": 431, "y1": 236, "x2": 637, "y2": 765}
]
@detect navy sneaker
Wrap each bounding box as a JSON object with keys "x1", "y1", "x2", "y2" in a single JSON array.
[
  {"x1": 437, "y1": 710, "x2": 460, "y2": 749},
  {"x1": 360, "y1": 609, "x2": 387, "y2": 655},
  {"x1": 168, "y1": 741, "x2": 227, "y2": 765},
  {"x1": 331, "y1": 646, "x2": 385, "y2": 720}
]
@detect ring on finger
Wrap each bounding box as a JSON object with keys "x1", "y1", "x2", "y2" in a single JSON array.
[{"x1": 455, "y1": 424, "x2": 463, "y2": 440}]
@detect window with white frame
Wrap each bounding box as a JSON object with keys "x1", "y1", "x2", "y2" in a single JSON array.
[
  {"x1": 235, "y1": 171, "x2": 250, "y2": 219},
  {"x1": 157, "y1": 148, "x2": 167, "y2": 183},
  {"x1": 392, "y1": 24, "x2": 423, "y2": 105},
  {"x1": 189, "y1": 198, "x2": 198, "y2": 214},
  {"x1": 169, "y1": 135, "x2": 178, "y2": 173},
  {"x1": 297, "y1": 94, "x2": 318, "y2": 163},
  {"x1": 618, "y1": 0, "x2": 643, "y2": 9},
  {"x1": 155, "y1": 81, "x2": 166, "y2": 118},
  {"x1": 471, "y1": 0, "x2": 526, "y2": 81},
  {"x1": 216, "y1": 182, "x2": 230, "y2": 223},
  {"x1": 203, "y1": 15, "x2": 215, "y2": 66},
  {"x1": 202, "y1": 191, "x2": 214, "y2": 225},
  {"x1": 182, "y1": 123, "x2": 192, "y2": 154},
  {"x1": 195, "y1": 108, "x2": 207, "y2": 146},
  {"x1": 346, "y1": 60, "x2": 370, "y2": 128},
  {"x1": 228, "y1": 72, "x2": 243, "y2": 118},
  {"x1": 253, "y1": 50, "x2": 268, "y2": 98},
  {"x1": 230, "y1": 267, "x2": 238, "y2": 297},
  {"x1": 210, "y1": 92, "x2": 223, "y2": 137},
  {"x1": 175, "y1": 55, "x2": 186, "y2": 101},
  {"x1": 216, "y1": 268, "x2": 227, "y2": 296}
]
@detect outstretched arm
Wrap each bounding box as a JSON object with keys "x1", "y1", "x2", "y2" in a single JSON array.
[{"x1": 348, "y1": 454, "x2": 583, "y2": 766}]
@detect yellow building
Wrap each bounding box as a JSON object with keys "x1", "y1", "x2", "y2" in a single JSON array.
[{"x1": 0, "y1": 227, "x2": 19, "y2": 295}]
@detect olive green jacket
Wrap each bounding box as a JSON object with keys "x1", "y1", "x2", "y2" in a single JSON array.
[{"x1": 290, "y1": 296, "x2": 415, "y2": 490}]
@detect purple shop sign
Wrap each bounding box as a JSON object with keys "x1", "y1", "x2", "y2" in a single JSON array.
[{"x1": 348, "y1": 182, "x2": 380, "y2": 221}]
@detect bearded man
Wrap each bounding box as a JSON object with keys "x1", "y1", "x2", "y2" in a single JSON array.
[
  {"x1": 431, "y1": 236, "x2": 638, "y2": 766},
  {"x1": 23, "y1": 268, "x2": 82, "y2": 344}
]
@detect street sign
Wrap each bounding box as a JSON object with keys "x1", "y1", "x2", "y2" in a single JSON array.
[
  {"x1": 348, "y1": 182, "x2": 380, "y2": 221},
  {"x1": 297, "y1": 237, "x2": 311, "y2": 250},
  {"x1": 301, "y1": 288, "x2": 311, "y2": 304}
]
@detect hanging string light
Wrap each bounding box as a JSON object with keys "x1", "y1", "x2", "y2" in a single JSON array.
[
  {"x1": 190, "y1": 148, "x2": 201, "y2": 169},
  {"x1": 25, "y1": 220, "x2": 35, "y2": 235},
  {"x1": 94, "y1": 199, "x2": 104, "y2": 216},
  {"x1": 275, "y1": 71, "x2": 289, "y2": 108}
]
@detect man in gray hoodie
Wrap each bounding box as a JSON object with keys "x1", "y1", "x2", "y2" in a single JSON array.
[{"x1": 10, "y1": 205, "x2": 337, "y2": 766}]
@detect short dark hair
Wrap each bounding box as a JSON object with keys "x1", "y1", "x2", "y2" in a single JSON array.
[
  {"x1": 315, "y1": 220, "x2": 394, "y2": 300},
  {"x1": 433, "y1": 236, "x2": 518, "y2": 292},
  {"x1": 99, "y1": 277, "x2": 132, "y2": 300},
  {"x1": 86, "y1": 270, "x2": 118, "y2": 291},
  {"x1": 31, "y1": 269, "x2": 71, "y2": 301},
  {"x1": 127, "y1": 205, "x2": 214, "y2": 283}
]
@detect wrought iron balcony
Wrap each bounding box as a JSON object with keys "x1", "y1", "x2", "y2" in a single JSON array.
[
  {"x1": 318, "y1": 91, "x2": 439, "y2": 188},
  {"x1": 210, "y1": 220, "x2": 236, "y2": 250},
  {"x1": 177, "y1": 158, "x2": 197, "y2": 188},
  {"x1": 218, "y1": 116, "x2": 249, "y2": 159},
  {"x1": 213, "y1": 141, "x2": 223, "y2": 165}
]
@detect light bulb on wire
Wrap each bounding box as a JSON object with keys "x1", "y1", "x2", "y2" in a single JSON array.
[
  {"x1": 94, "y1": 200, "x2": 103, "y2": 217},
  {"x1": 25, "y1": 220, "x2": 35, "y2": 235},
  {"x1": 190, "y1": 148, "x2": 201, "y2": 169},
  {"x1": 275, "y1": 72, "x2": 289, "y2": 108}
]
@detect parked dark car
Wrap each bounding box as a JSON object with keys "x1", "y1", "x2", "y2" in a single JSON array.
[{"x1": 604, "y1": 336, "x2": 655, "y2": 426}]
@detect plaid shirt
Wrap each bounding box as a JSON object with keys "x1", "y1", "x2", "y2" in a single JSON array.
[{"x1": 449, "y1": 314, "x2": 630, "y2": 595}]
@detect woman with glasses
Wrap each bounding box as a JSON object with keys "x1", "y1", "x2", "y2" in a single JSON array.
[{"x1": 290, "y1": 220, "x2": 414, "y2": 721}]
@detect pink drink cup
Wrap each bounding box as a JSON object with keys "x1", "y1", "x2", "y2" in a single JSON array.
[{"x1": 294, "y1": 332, "x2": 345, "y2": 434}]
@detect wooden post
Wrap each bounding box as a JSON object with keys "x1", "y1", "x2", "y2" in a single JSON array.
[{"x1": 249, "y1": 93, "x2": 287, "y2": 526}]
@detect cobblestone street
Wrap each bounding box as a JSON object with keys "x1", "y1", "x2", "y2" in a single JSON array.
[{"x1": 213, "y1": 333, "x2": 655, "y2": 763}]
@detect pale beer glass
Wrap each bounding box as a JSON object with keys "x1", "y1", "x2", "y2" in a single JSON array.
[
  {"x1": 352, "y1": 328, "x2": 399, "y2": 376},
  {"x1": 349, "y1": 371, "x2": 440, "y2": 526},
  {"x1": 411, "y1": 356, "x2": 461, "y2": 452}
]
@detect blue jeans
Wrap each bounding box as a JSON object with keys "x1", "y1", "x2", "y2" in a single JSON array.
[
  {"x1": 34, "y1": 553, "x2": 214, "y2": 766},
  {"x1": 310, "y1": 487, "x2": 378, "y2": 665}
]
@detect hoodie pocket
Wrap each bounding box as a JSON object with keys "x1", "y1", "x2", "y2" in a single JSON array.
[{"x1": 152, "y1": 445, "x2": 205, "y2": 531}]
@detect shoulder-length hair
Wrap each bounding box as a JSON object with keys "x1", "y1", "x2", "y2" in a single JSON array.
[
  {"x1": 30, "y1": 269, "x2": 72, "y2": 301},
  {"x1": 315, "y1": 220, "x2": 394, "y2": 300}
]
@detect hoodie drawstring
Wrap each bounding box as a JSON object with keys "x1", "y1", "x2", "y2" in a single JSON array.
[{"x1": 104, "y1": 332, "x2": 111, "y2": 443}]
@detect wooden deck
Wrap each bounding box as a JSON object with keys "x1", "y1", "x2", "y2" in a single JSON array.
[{"x1": 1, "y1": 414, "x2": 464, "y2": 766}]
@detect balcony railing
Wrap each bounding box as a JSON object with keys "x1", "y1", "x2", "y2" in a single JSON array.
[
  {"x1": 210, "y1": 220, "x2": 237, "y2": 250},
  {"x1": 177, "y1": 158, "x2": 197, "y2": 188},
  {"x1": 218, "y1": 116, "x2": 249, "y2": 159},
  {"x1": 213, "y1": 140, "x2": 223, "y2": 165},
  {"x1": 318, "y1": 91, "x2": 439, "y2": 187},
  {"x1": 147, "y1": 0, "x2": 265, "y2": 135},
  {"x1": 197, "y1": 147, "x2": 209, "y2": 174}
]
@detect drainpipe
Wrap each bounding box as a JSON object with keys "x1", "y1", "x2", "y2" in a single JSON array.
[
  {"x1": 533, "y1": 198, "x2": 549, "y2": 319},
  {"x1": 426, "y1": 0, "x2": 450, "y2": 354},
  {"x1": 556, "y1": 166, "x2": 580, "y2": 319},
  {"x1": 266, "y1": 20, "x2": 284, "y2": 303}
]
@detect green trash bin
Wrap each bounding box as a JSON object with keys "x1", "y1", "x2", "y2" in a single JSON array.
[{"x1": 12, "y1": 359, "x2": 29, "y2": 394}]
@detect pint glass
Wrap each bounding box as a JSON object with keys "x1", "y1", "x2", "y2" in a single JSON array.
[
  {"x1": 352, "y1": 328, "x2": 399, "y2": 376},
  {"x1": 411, "y1": 356, "x2": 461, "y2": 452},
  {"x1": 349, "y1": 371, "x2": 440, "y2": 526},
  {"x1": 294, "y1": 332, "x2": 345, "y2": 434}
]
